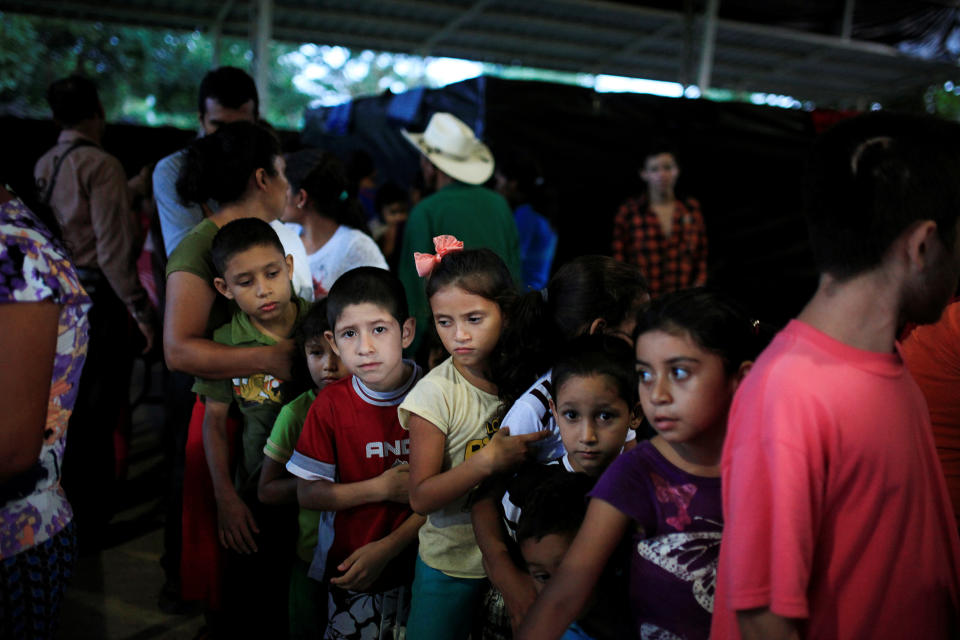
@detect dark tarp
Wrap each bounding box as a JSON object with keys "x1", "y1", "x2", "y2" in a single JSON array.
[{"x1": 303, "y1": 77, "x2": 820, "y2": 326}]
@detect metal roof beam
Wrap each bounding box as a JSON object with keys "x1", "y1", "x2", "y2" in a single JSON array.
[
  {"x1": 253, "y1": 0, "x2": 273, "y2": 113},
  {"x1": 589, "y1": 19, "x2": 683, "y2": 74},
  {"x1": 416, "y1": 0, "x2": 493, "y2": 56},
  {"x1": 841, "y1": 0, "x2": 855, "y2": 40},
  {"x1": 716, "y1": 16, "x2": 900, "y2": 58},
  {"x1": 2, "y1": 0, "x2": 213, "y2": 29},
  {"x1": 211, "y1": 0, "x2": 236, "y2": 65},
  {"x1": 697, "y1": 0, "x2": 720, "y2": 91}
]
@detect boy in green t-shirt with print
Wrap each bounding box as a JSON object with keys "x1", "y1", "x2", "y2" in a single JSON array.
[
  {"x1": 258, "y1": 298, "x2": 347, "y2": 638},
  {"x1": 193, "y1": 218, "x2": 308, "y2": 634}
]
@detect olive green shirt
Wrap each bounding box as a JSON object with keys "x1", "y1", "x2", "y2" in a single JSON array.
[{"x1": 193, "y1": 297, "x2": 309, "y2": 493}]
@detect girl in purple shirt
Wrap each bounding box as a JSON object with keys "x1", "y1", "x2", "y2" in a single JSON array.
[{"x1": 518, "y1": 289, "x2": 769, "y2": 640}]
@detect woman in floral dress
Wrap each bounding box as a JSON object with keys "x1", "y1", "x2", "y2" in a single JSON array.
[{"x1": 0, "y1": 184, "x2": 90, "y2": 639}]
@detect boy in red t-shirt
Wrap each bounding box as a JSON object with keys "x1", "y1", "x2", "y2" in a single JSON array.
[
  {"x1": 286, "y1": 267, "x2": 425, "y2": 638},
  {"x1": 712, "y1": 113, "x2": 960, "y2": 640}
]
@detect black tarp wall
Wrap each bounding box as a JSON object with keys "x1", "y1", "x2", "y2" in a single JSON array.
[{"x1": 304, "y1": 77, "x2": 822, "y2": 326}]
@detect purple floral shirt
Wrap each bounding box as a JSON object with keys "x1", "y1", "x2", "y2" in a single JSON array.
[
  {"x1": 591, "y1": 441, "x2": 722, "y2": 640},
  {"x1": 0, "y1": 197, "x2": 90, "y2": 557}
]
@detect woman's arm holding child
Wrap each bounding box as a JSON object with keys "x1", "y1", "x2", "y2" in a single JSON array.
[
  {"x1": 329, "y1": 513, "x2": 427, "y2": 592},
  {"x1": 164, "y1": 271, "x2": 294, "y2": 379},
  {"x1": 202, "y1": 399, "x2": 260, "y2": 554},
  {"x1": 407, "y1": 414, "x2": 550, "y2": 515},
  {"x1": 516, "y1": 499, "x2": 629, "y2": 640},
  {"x1": 296, "y1": 464, "x2": 410, "y2": 511},
  {"x1": 257, "y1": 457, "x2": 297, "y2": 505}
]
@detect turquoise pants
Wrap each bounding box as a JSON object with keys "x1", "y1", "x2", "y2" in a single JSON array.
[{"x1": 405, "y1": 555, "x2": 487, "y2": 640}]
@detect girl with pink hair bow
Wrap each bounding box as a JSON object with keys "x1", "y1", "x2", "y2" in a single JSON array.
[{"x1": 397, "y1": 235, "x2": 550, "y2": 639}]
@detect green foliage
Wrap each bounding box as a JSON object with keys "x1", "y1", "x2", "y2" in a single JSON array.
[
  {"x1": 926, "y1": 83, "x2": 960, "y2": 121},
  {"x1": 0, "y1": 12, "x2": 371, "y2": 130}
]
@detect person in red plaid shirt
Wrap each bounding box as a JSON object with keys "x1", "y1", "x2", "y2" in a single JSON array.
[{"x1": 611, "y1": 145, "x2": 707, "y2": 297}]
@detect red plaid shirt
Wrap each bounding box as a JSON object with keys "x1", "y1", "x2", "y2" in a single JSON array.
[{"x1": 612, "y1": 195, "x2": 707, "y2": 297}]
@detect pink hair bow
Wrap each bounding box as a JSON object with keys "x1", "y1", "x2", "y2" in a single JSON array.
[{"x1": 414, "y1": 235, "x2": 464, "y2": 277}]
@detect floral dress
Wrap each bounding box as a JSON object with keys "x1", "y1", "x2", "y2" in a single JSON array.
[{"x1": 0, "y1": 197, "x2": 90, "y2": 558}]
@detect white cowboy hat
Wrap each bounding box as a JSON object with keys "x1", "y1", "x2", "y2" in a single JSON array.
[{"x1": 402, "y1": 112, "x2": 494, "y2": 185}]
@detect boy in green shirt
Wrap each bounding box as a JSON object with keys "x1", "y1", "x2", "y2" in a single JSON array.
[
  {"x1": 193, "y1": 218, "x2": 307, "y2": 634},
  {"x1": 258, "y1": 298, "x2": 348, "y2": 638}
]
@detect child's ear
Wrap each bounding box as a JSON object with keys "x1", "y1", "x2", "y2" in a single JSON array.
[
  {"x1": 587, "y1": 318, "x2": 606, "y2": 335},
  {"x1": 548, "y1": 398, "x2": 559, "y2": 423},
  {"x1": 630, "y1": 402, "x2": 645, "y2": 431},
  {"x1": 213, "y1": 277, "x2": 234, "y2": 300},
  {"x1": 730, "y1": 361, "x2": 753, "y2": 392},
  {"x1": 902, "y1": 220, "x2": 939, "y2": 274},
  {"x1": 254, "y1": 167, "x2": 268, "y2": 191},
  {"x1": 284, "y1": 254, "x2": 294, "y2": 281},
  {"x1": 324, "y1": 330, "x2": 341, "y2": 357},
  {"x1": 400, "y1": 317, "x2": 416, "y2": 349},
  {"x1": 295, "y1": 188, "x2": 308, "y2": 209}
]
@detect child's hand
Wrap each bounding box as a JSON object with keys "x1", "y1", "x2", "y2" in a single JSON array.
[
  {"x1": 376, "y1": 465, "x2": 411, "y2": 503},
  {"x1": 498, "y1": 566, "x2": 539, "y2": 634},
  {"x1": 330, "y1": 539, "x2": 393, "y2": 592},
  {"x1": 216, "y1": 492, "x2": 260, "y2": 554},
  {"x1": 481, "y1": 427, "x2": 551, "y2": 475}
]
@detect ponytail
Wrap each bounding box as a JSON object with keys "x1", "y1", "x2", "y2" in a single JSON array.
[
  {"x1": 491, "y1": 289, "x2": 561, "y2": 411},
  {"x1": 284, "y1": 149, "x2": 371, "y2": 234},
  {"x1": 493, "y1": 256, "x2": 649, "y2": 409}
]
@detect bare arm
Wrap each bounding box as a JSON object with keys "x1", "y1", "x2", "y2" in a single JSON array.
[
  {"x1": 472, "y1": 494, "x2": 538, "y2": 632},
  {"x1": 202, "y1": 398, "x2": 259, "y2": 553},
  {"x1": 329, "y1": 512, "x2": 427, "y2": 591},
  {"x1": 737, "y1": 608, "x2": 802, "y2": 640},
  {"x1": 257, "y1": 457, "x2": 298, "y2": 505},
  {"x1": 407, "y1": 415, "x2": 550, "y2": 515},
  {"x1": 163, "y1": 270, "x2": 293, "y2": 379},
  {"x1": 517, "y1": 499, "x2": 630, "y2": 640},
  {"x1": 0, "y1": 301, "x2": 58, "y2": 483},
  {"x1": 296, "y1": 465, "x2": 409, "y2": 512}
]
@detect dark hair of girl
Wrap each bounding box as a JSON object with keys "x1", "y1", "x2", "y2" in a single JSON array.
[
  {"x1": 284, "y1": 149, "x2": 371, "y2": 235},
  {"x1": 425, "y1": 248, "x2": 517, "y2": 368},
  {"x1": 176, "y1": 121, "x2": 280, "y2": 207},
  {"x1": 552, "y1": 334, "x2": 638, "y2": 411},
  {"x1": 634, "y1": 287, "x2": 771, "y2": 375},
  {"x1": 290, "y1": 299, "x2": 332, "y2": 388},
  {"x1": 515, "y1": 470, "x2": 595, "y2": 545},
  {"x1": 425, "y1": 248, "x2": 517, "y2": 311},
  {"x1": 494, "y1": 255, "x2": 648, "y2": 411}
]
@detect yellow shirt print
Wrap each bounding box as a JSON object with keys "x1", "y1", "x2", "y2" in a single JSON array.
[
  {"x1": 231, "y1": 373, "x2": 283, "y2": 407},
  {"x1": 464, "y1": 415, "x2": 502, "y2": 460}
]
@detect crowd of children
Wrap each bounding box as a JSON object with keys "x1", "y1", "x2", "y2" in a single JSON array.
[
  {"x1": 180, "y1": 110, "x2": 960, "y2": 640},
  {"x1": 190, "y1": 215, "x2": 760, "y2": 639}
]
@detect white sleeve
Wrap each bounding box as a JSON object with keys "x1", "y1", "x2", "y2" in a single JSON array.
[
  {"x1": 501, "y1": 397, "x2": 545, "y2": 436},
  {"x1": 502, "y1": 390, "x2": 565, "y2": 462},
  {"x1": 347, "y1": 233, "x2": 389, "y2": 271},
  {"x1": 271, "y1": 220, "x2": 315, "y2": 301}
]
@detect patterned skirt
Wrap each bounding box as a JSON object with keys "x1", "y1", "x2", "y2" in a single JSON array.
[{"x1": 0, "y1": 522, "x2": 77, "y2": 640}]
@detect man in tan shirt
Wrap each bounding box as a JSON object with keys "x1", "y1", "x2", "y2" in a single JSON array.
[{"x1": 34, "y1": 75, "x2": 156, "y2": 552}]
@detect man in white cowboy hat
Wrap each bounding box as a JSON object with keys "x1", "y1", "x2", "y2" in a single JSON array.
[{"x1": 398, "y1": 111, "x2": 522, "y2": 355}]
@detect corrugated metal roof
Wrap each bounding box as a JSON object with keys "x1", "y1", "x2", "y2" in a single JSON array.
[{"x1": 4, "y1": 0, "x2": 958, "y2": 108}]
